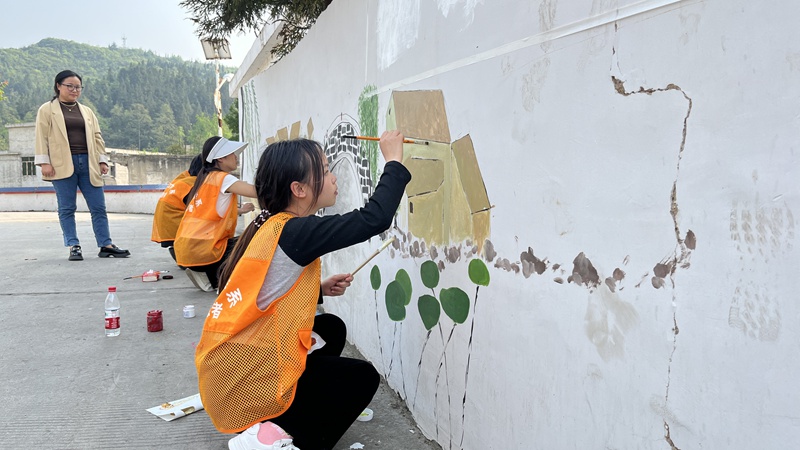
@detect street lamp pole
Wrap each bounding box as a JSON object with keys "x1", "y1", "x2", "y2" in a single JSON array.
[{"x1": 201, "y1": 39, "x2": 233, "y2": 137}]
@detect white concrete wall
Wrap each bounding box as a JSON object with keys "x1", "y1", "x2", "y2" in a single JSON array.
[
  {"x1": 235, "y1": 1, "x2": 800, "y2": 448},
  {"x1": 0, "y1": 153, "x2": 23, "y2": 187},
  {"x1": 0, "y1": 190, "x2": 163, "y2": 214},
  {"x1": 7, "y1": 123, "x2": 35, "y2": 156}
]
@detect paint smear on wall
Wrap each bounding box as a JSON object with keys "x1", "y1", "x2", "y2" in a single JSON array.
[
  {"x1": 240, "y1": 81, "x2": 262, "y2": 184},
  {"x1": 378, "y1": 0, "x2": 421, "y2": 70},
  {"x1": 436, "y1": 0, "x2": 484, "y2": 26},
  {"x1": 585, "y1": 286, "x2": 639, "y2": 361}
]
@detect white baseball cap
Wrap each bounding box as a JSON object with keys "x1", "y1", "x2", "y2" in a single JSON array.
[{"x1": 205, "y1": 137, "x2": 248, "y2": 162}]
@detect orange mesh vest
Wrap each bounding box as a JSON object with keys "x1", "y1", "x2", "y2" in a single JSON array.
[
  {"x1": 151, "y1": 171, "x2": 195, "y2": 243},
  {"x1": 195, "y1": 213, "x2": 321, "y2": 432},
  {"x1": 174, "y1": 171, "x2": 238, "y2": 267}
]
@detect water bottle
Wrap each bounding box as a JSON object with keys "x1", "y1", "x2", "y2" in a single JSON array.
[{"x1": 105, "y1": 286, "x2": 120, "y2": 337}]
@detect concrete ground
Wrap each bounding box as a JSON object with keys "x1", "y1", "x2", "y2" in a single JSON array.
[{"x1": 0, "y1": 211, "x2": 442, "y2": 450}]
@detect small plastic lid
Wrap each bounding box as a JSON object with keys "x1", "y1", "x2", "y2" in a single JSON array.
[
  {"x1": 357, "y1": 407, "x2": 373, "y2": 422},
  {"x1": 108, "y1": 286, "x2": 117, "y2": 292}
]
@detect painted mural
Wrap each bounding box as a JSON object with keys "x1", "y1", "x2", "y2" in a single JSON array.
[
  {"x1": 256, "y1": 84, "x2": 703, "y2": 449},
  {"x1": 235, "y1": 1, "x2": 800, "y2": 448}
]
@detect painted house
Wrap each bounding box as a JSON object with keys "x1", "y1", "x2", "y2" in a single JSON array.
[{"x1": 228, "y1": 1, "x2": 800, "y2": 449}]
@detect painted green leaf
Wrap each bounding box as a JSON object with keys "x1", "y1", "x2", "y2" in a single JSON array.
[
  {"x1": 440, "y1": 287, "x2": 470, "y2": 324},
  {"x1": 370, "y1": 265, "x2": 381, "y2": 291},
  {"x1": 420, "y1": 260, "x2": 440, "y2": 289},
  {"x1": 417, "y1": 294, "x2": 441, "y2": 330},
  {"x1": 395, "y1": 269, "x2": 412, "y2": 306},
  {"x1": 385, "y1": 280, "x2": 407, "y2": 321},
  {"x1": 468, "y1": 259, "x2": 490, "y2": 286}
]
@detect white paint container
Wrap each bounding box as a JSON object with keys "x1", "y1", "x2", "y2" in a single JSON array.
[{"x1": 183, "y1": 305, "x2": 196, "y2": 318}]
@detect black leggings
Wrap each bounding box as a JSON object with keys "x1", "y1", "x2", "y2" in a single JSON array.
[{"x1": 271, "y1": 313, "x2": 380, "y2": 450}]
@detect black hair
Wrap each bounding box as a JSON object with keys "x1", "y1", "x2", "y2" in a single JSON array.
[
  {"x1": 188, "y1": 154, "x2": 204, "y2": 177},
  {"x1": 217, "y1": 138, "x2": 326, "y2": 289},
  {"x1": 185, "y1": 136, "x2": 224, "y2": 204},
  {"x1": 52, "y1": 70, "x2": 82, "y2": 101},
  {"x1": 254, "y1": 138, "x2": 325, "y2": 215}
]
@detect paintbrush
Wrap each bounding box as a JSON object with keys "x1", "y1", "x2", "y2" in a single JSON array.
[
  {"x1": 343, "y1": 135, "x2": 430, "y2": 145},
  {"x1": 351, "y1": 236, "x2": 397, "y2": 276}
]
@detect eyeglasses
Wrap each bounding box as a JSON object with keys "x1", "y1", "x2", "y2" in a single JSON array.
[{"x1": 60, "y1": 83, "x2": 83, "y2": 92}]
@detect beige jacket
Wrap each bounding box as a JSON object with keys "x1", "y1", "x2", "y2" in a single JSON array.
[{"x1": 34, "y1": 99, "x2": 108, "y2": 186}]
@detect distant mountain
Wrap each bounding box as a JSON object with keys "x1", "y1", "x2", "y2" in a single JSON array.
[{"x1": 0, "y1": 38, "x2": 236, "y2": 152}]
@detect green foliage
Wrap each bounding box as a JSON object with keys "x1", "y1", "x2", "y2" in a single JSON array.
[
  {"x1": 152, "y1": 104, "x2": 185, "y2": 154},
  {"x1": 0, "y1": 38, "x2": 234, "y2": 152},
  {"x1": 420, "y1": 260, "x2": 440, "y2": 289},
  {"x1": 224, "y1": 101, "x2": 239, "y2": 140},
  {"x1": 188, "y1": 113, "x2": 218, "y2": 151},
  {"x1": 440, "y1": 287, "x2": 470, "y2": 324},
  {"x1": 358, "y1": 85, "x2": 379, "y2": 184},
  {"x1": 180, "y1": 0, "x2": 331, "y2": 59},
  {"x1": 395, "y1": 269, "x2": 413, "y2": 306},
  {"x1": 385, "y1": 281, "x2": 407, "y2": 322},
  {"x1": 370, "y1": 265, "x2": 381, "y2": 291},
  {"x1": 417, "y1": 294, "x2": 441, "y2": 331},
  {"x1": 468, "y1": 259, "x2": 491, "y2": 286},
  {"x1": 0, "y1": 80, "x2": 7, "y2": 102}
]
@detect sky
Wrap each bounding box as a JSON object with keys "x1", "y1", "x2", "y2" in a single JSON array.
[{"x1": 0, "y1": 0, "x2": 257, "y2": 67}]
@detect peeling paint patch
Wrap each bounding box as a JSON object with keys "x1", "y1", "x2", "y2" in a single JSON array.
[
  {"x1": 653, "y1": 262, "x2": 671, "y2": 278},
  {"x1": 604, "y1": 267, "x2": 626, "y2": 292},
  {"x1": 410, "y1": 240, "x2": 424, "y2": 258},
  {"x1": 568, "y1": 252, "x2": 600, "y2": 289},
  {"x1": 445, "y1": 245, "x2": 462, "y2": 263},
  {"x1": 520, "y1": 247, "x2": 548, "y2": 278},
  {"x1": 494, "y1": 257, "x2": 520, "y2": 273},
  {"x1": 684, "y1": 230, "x2": 696, "y2": 250},
  {"x1": 483, "y1": 240, "x2": 496, "y2": 262}
]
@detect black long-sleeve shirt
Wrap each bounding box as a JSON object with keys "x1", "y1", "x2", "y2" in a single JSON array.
[
  {"x1": 256, "y1": 161, "x2": 411, "y2": 310},
  {"x1": 279, "y1": 161, "x2": 412, "y2": 266}
]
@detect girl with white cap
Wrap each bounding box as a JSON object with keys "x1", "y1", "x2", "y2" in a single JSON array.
[{"x1": 174, "y1": 136, "x2": 256, "y2": 291}]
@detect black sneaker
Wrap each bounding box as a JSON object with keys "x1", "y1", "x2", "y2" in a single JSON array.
[
  {"x1": 69, "y1": 245, "x2": 83, "y2": 261},
  {"x1": 98, "y1": 244, "x2": 131, "y2": 258}
]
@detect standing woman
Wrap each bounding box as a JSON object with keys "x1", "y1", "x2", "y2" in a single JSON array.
[{"x1": 34, "y1": 70, "x2": 130, "y2": 261}]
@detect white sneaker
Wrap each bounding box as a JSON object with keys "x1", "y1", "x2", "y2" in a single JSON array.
[
  {"x1": 228, "y1": 422, "x2": 299, "y2": 450},
  {"x1": 185, "y1": 269, "x2": 214, "y2": 292}
]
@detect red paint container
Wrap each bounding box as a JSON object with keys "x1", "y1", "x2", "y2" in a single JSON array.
[{"x1": 147, "y1": 310, "x2": 163, "y2": 332}]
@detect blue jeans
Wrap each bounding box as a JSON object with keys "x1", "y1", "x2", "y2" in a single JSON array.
[{"x1": 51, "y1": 154, "x2": 112, "y2": 248}]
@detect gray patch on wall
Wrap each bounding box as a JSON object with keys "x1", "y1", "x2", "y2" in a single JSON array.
[
  {"x1": 520, "y1": 247, "x2": 547, "y2": 278},
  {"x1": 569, "y1": 252, "x2": 600, "y2": 289}
]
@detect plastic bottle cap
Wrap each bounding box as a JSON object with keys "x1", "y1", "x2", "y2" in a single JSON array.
[
  {"x1": 357, "y1": 407, "x2": 373, "y2": 422},
  {"x1": 108, "y1": 286, "x2": 117, "y2": 292}
]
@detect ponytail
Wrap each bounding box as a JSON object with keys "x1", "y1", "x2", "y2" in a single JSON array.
[
  {"x1": 186, "y1": 136, "x2": 223, "y2": 204},
  {"x1": 218, "y1": 210, "x2": 271, "y2": 290}
]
